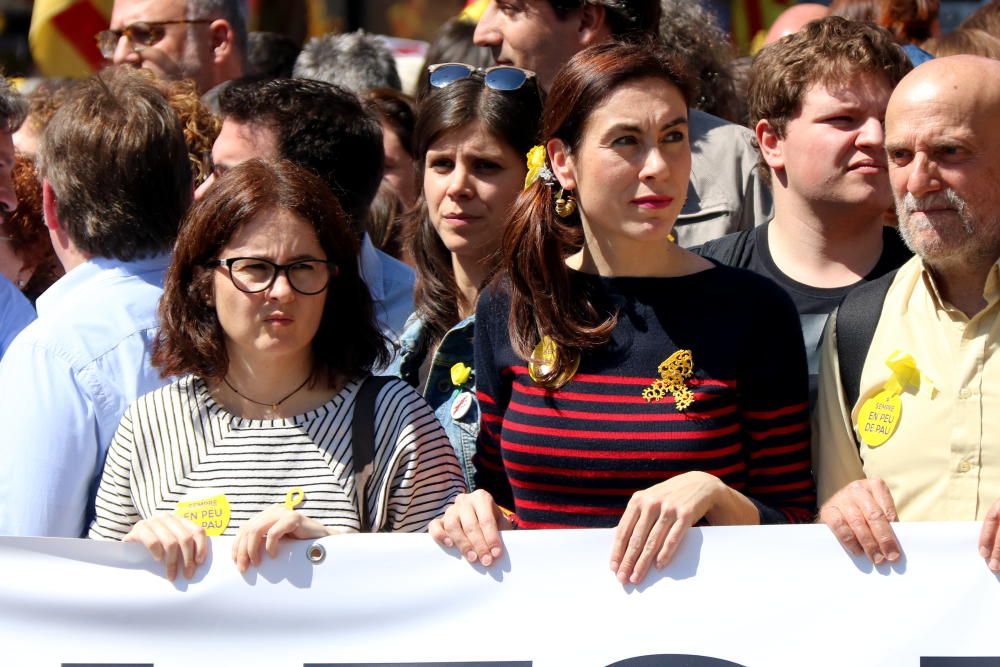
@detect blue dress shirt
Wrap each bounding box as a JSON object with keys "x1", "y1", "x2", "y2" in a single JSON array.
[
  {"x1": 359, "y1": 233, "x2": 414, "y2": 341},
  {"x1": 0, "y1": 275, "x2": 34, "y2": 360},
  {"x1": 902, "y1": 44, "x2": 935, "y2": 67},
  {"x1": 0, "y1": 254, "x2": 170, "y2": 536}
]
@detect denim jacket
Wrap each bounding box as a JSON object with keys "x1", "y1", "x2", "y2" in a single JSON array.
[{"x1": 387, "y1": 313, "x2": 479, "y2": 488}]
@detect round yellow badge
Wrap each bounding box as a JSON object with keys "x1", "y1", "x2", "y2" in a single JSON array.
[
  {"x1": 857, "y1": 389, "x2": 902, "y2": 448},
  {"x1": 175, "y1": 493, "x2": 231, "y2": 536}
]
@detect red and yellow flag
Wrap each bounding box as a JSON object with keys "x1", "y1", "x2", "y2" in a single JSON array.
[
  {"x1": 29, "y1": 0, "x2": 114, "y2": 77},
  {"x1": 460, "y1": 0, "x2": 488, "y2": 22},
  {"x1": 730, "y1": 0, "x2": 796, "y2": 55}
]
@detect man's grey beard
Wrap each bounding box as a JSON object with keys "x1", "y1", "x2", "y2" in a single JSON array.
[
  {"x1": 896, "y1": 189, "x2": 974, "y2": 255},
  {"x1": 896, "y1": 188, "x2": 1000, "y2": 269}
]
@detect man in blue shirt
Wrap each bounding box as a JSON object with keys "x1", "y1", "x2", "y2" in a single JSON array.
[
  {"x1": 194, "y1": 77, "x2": 415, "y2": 341},
  {"x1": 0, "y1": 67, "x2": 193, "y2": 536},
  {"x1": 0, "y1": 77, "x2": 30, "y2": 358},
  {"x1": 0, "y1": 275, "x2": 33, "y2": 360}
]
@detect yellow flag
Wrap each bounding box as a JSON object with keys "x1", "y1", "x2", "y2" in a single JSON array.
[{"x1": 459, "y1": 0, "x2": 489, "y2": 23}]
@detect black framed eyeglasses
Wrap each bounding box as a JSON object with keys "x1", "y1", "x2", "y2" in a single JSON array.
[
  {"x1": 207, "y1": 257, "x2": 338, "y2": 296},
  {"x1": 428, "y1": 63, "x2": 537, "y2": 91},
  {"x1": 95, "y1": 20, "x2": 212, "y2": 59}
]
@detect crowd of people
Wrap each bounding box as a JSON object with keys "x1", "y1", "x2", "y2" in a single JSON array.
[{"x1": 0, "y1": 0, "x2": 998, "y2": 585}]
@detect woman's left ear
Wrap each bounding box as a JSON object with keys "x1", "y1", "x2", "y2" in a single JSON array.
[{"x1": 546, "y1": 138, "x2": 576, "y2": 191}]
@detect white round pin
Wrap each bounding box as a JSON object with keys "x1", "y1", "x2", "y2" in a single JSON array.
[{"x1": 450, "y1": 391, "x2": 473, "y2": 420}]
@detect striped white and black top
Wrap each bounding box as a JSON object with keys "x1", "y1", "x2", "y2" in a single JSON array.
[{"x1": 89, "y1": 375, "x2": 465, "y2": 540}]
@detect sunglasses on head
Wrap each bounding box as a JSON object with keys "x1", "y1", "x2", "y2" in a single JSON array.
[{"x1": 428, "y1": 63, "x2": 537, "y2": 91}]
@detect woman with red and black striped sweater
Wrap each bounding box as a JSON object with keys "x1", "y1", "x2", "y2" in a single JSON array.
[{"x1": 429, "y1": 41, "x2": 815, "y2": 585}]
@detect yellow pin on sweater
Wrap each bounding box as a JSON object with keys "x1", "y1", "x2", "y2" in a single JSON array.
[{"x1": 642, "y1": 349, "x2": 695, "y2": 411}]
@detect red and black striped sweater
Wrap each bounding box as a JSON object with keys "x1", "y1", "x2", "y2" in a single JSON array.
[{"x1": 473, "y1": 266, "x2": 817, "y2": 529}]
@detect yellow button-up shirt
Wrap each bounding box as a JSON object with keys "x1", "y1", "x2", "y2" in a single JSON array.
[{"x1": 814, "y1": 255, "x2": 1000, "y2": 520}]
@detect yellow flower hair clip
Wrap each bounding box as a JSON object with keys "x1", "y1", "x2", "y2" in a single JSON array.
[{"x1": 524, "y1": 145, "x2": 554, "y2": 189}]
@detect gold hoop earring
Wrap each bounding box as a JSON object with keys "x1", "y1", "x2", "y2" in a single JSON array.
[{"x1": 554, "y1": 188, "x2": 577, "y2": 218}]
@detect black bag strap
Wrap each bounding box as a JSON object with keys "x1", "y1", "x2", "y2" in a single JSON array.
[
  {"x1": 351, "y1": 375, "x2": 394, "y2": 533},
  {"x1": 835, "y1": 270, "x2": 896, "y2": 433},
  {"x1": 723, "y1": 228, "x2": 755, "y2": 267}
]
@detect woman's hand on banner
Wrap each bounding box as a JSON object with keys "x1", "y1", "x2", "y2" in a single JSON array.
[
  {"x1": 124, "y1": 513, "x2": 209, "y2": 581},
  {"x1": 610, "y1": 471, "x2": 757, "y2": 585},
  {"x1": 429, "y1": 489, "x2": 513, "y2": 567},
  {"x1": 231, "y1": 506, "x2": 340, "y2": 573}
]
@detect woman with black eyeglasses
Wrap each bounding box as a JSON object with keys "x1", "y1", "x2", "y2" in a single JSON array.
[
  {"x1": 88, "y1": 159, "x2": 465, "y2": 580},
  {"x1": 388, "y1": 63, "x2": 543, "y2": 489}
]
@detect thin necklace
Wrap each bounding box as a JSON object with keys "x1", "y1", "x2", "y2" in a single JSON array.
[{"x1": 223, "y1": 373, "x2": 312, "y2": 413}]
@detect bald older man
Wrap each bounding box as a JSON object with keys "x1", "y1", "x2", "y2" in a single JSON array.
[
  {"x1": 764, "y1": 3, "x2": 829, "y2": 44},
  {"x1": 814, "y1": 56, "x2": 1000, "y2": 569}
]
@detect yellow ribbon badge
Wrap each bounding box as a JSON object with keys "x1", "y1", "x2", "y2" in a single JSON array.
[
  {"x1": 284, "y1": 487, "x2": 305, "y2": 510},
  {"x1": 883, "y1": 351, "x2": 921, "y2": 395},
  {"x1": 857, "y1": 351, "x2": 920, "y2": 448}
]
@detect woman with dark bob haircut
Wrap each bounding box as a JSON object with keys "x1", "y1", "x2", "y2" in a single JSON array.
[
  {"x1": 90, "y1": 159, "x2": 465, "y2": 580},
  {"x1": 389, "y1": 64, "x2": 543, "y2": 489},
  {"x1": 431, "y1": 41, "x2": 815, "y2": 584}
]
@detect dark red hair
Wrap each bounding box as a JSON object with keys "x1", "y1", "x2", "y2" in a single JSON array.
[
  {"x1": 153, "y1": 159, "x2": 390, "y2": 382},
  {"x1": 500, "y1": 40, "x2": 694, "y2": 386}
]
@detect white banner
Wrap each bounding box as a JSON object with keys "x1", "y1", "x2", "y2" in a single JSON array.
[{"x1": 2, "y1": 523, "x2": 1000, "y2": 666}]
